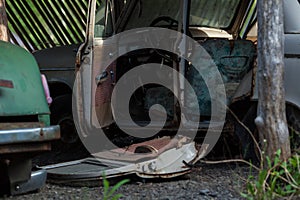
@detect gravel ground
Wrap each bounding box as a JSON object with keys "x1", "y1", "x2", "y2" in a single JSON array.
[
  {"x1": 0, "y1": 134, "x2": 256, "y2": 200},
  {"x1": 3, "y1": 163, "x2": 252, "y2": 200}
]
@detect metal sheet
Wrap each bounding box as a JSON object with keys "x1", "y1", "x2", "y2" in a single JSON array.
[
  {"x1": 0, "y1": 41, "x2": 50, "y2": 116},
  {"x1": 40, "y1": 137, "x2": 208, "y2": 183},
  {"x1": 284, "y1": 0, "x2": 300, "y2": 33}
]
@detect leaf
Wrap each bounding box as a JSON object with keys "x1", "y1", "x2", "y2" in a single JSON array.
[
  {"x1": 112, "y1": 193, "x2": 124, "y2": 200},
  {"x1": 108, "y1": 179, "x2": 130, "y2": 198},
  {"x1": 266, "y1": 156, "x2": 272, "y2": 168},
  {"x1": 258, "y1": 169, "x2": 267, "y2": 184},
  {"x1": 285, "y1": 185, "x2": 292, "y2": 191},
  {"x1": 276, "y1": 149, "x2": 281, "y2": 157},
  {"x1": 102, "y1": 172, "x2": 110, "y2": 199},
  {"x1": 240, "y1": 192, "x2": 253, "y2": 200}
]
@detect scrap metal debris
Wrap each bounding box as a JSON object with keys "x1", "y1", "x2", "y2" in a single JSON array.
[{"x1": 40, "y1": 137, "x2": 208, "y2": 184}]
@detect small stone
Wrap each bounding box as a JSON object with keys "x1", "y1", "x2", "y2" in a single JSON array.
[
  {"x1": 209, "y1": 192, "x2": 218, "y2": 197},
  {"x1": 159, "y1": 197, "x2": 170, "y2": 200},
  {"x1": 199, "y1": 189, "x2": 210, "y2": 195}
]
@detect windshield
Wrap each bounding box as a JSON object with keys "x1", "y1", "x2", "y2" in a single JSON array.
[{"x1": 123, "y1": 0, "x2": 241, "y2": 30}]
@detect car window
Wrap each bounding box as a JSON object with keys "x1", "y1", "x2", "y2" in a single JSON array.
[
  {"x1": 123, "y1": 0, "x2": 241, "y2": 31},
  {"x1": 190, "y1": 0, "x2": 240, "y2": 28},
  {"x1": 94, "y1": 0, "x2": 113, "y2": 37}
]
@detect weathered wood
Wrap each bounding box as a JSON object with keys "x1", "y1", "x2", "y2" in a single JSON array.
[
  {"x1": 0, "y1": 0, "x2": 9, "y2": 41},
  {"x1": 256, "y1": 0, "x2": 291, "y2": 162}
]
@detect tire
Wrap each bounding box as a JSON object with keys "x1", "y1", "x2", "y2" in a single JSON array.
[
  {"x1": 235, "y1": 103, "x2": 300, "y2": 164},
  {"x1": 50, "y1": 94, "x2": 78, "y2": 144}
]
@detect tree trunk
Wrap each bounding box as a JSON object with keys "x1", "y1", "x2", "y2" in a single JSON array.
[
  {"x1": 256, "y1": 0, "x2": 291, "y2": 162},
  {"x1": 0, "y1": 0, "x2": 9, "y2": 41}
]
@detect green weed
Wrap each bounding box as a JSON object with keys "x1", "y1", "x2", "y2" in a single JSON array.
[
  {"x1": 241, "y1": 151, "x2": 300, "y2": 200},
  {"x1": 102, "y1": 173, "x2": 130, "y2": 200}
]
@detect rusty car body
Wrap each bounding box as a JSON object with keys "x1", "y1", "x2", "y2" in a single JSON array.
[
  {"x1": 42, "y1": 0, "x2": 256, "y2": 181},
  {"x1": 74, "y1": 0, "x2": 255, "y2": 133},
  {"x1": 39, "y1": 0, "x2": 300, "y2": 180},
  {"x1": 75, "y1": 0, "x2": 300, "y2": 159}
]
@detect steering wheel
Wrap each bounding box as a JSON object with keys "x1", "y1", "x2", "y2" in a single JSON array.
[
  {"x1": 150, "y1": 16, "x2": 179, "y2": 28},
  {"x1": 149, "y1": 16, "x2": 193, "y2": 69}
]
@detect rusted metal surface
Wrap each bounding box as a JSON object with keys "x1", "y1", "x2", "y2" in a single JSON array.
[
  {"x1": 0, "y1": 79, "x2": 13, "y2": 88},
  {"x1": 40, "y1": 137, "x2": 208, "y2": 183},
  {"x1": 0, "y1": 122, "x2": 43, "y2": 130},
  {"x1": 93, "y1": 137, "x2": 186, "y2": 162},
  {"x1": 0, "y1": 142, "x2": 51, "y2": 155}
]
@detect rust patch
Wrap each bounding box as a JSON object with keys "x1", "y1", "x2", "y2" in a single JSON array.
[
  {"x1": 0, "y1": 142, "x2": 51, "y2": 155},
  {"x1": 0, "y1": 79, "x2": 14, "y2": 88},
  {"x1": 0, "y1": 122, "x2": 43, "y2": 130},
  {"x1": 137, "y1": 169, "x2": 192, "y2": 179}
]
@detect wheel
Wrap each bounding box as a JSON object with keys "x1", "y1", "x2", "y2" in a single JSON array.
[
  {"x1": 235, "y1": 103, "x2": 300, "y2": 164},
  {"x1": 50, "y1": 94, "x2": 78, "y2": 144}
]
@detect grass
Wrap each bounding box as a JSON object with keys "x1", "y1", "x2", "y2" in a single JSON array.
[{"x1": 102, "y1": 173, "x2": 130, "y2": 200}]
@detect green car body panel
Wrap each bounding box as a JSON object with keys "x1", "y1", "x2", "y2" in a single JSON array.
[
  {"x1": 0, "y1": 41, "x2": 60, "y2": 195},
  {"x1": 0, "y1": 40, "x2": 50, "y2": 117}
]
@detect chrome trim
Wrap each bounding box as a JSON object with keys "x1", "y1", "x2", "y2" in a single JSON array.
[{"x1": 0, "y1": 125, "x2": 60, "y2": 145}]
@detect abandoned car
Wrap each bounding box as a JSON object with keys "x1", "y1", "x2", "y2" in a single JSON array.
[
  {"x1": 0, "y1": 41, "x2": 60, "y2": 195},
  {"x1": 26, "y1": 0, "x2": 300, "y2": 182},
  {"x1": 76, "y1": 1, "x2": 299, "y2": 146}
]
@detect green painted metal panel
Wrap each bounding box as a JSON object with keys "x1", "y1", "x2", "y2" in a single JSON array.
[{"x1": 0, "y1": 41, "x2": 50, "y2": 116}]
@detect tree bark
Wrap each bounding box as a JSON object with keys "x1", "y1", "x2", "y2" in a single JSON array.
[
  {"x1": 0, "y1": 0, "x2": 9, "y2": 41},
  {"x1": 256, "y1": 0, "x2": 291, "y2": 162}
]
